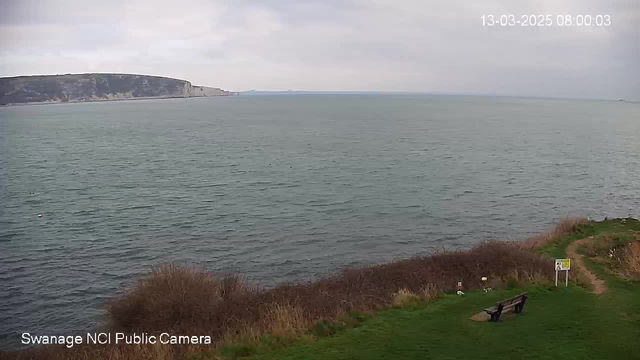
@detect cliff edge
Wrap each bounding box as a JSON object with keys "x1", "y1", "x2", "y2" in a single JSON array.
[{"x1": 0, "y1": 73, "x2": 234, "y2": 105}]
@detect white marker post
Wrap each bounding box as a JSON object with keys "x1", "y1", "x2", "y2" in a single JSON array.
[{"x1": 555, "y1": 259, "x2": 571, "y2": 287}]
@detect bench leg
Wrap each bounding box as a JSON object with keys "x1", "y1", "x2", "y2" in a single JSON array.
[
  {"x1": 513, "y1": 296, "x2": 527, "y2": 314},
  {"x1": 491, "y1": 304, "x2": 504, "y2": 322},
  {"x1": 516, "y1": 296, "x2": 527, "y2": 313}
]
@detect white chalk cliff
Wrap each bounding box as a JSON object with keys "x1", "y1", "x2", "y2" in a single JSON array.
[{"x1": 0, "y1": 73, "x2": 234, "y2": 105}]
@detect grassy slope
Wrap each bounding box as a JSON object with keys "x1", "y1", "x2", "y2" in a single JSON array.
[
  {"x1": 227, "y1": 219, "x2": 640, "y2": 360},
  {"x1": 538, "y1": 218, "x2": 640, "y2": 259}
]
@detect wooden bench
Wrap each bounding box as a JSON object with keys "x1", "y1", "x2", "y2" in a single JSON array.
[{"x1": 484, "y1": 293, "x2": 527, "y2": 322}]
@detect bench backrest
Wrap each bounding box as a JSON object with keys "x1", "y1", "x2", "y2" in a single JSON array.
[{"x1": 496, "y1": 293, "x2": 527, "y2": 306}]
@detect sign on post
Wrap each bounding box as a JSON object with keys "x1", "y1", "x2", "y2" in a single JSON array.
[{"x1": 555, "y1": 259, "x2": 570, "y2": 287}]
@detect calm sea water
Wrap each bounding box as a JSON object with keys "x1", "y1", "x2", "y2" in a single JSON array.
[{"x1": 1, "y1": 95, "x2": 639, "y2": 349}]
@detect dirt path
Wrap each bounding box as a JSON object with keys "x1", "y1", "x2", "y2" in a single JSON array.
[{"x1": 566, "y1": 238, "x2": 607, "y2": 294}]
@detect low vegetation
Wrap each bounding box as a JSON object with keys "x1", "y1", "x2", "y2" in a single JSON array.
[
  {"x1": 391, "y1": 283, "x2": 439, "y2": 307},
  {"x1": 105, "y1": 241, "x2": 552, "y2": 357},
  {"x1": 579, "y1": 231, "x2": 640, "y2": 280},
  {"x1": 244, "y1": 283, "x2": 640, "y2": 360},
  {"x1": 521, "y1": 217, "x2": 589, "y2": 249},
  {"x1": 4, "y1": 217, "x2": 640, "y2": 360}
]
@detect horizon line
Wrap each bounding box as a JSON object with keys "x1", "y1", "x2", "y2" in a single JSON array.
[
  {"x1": 236, "y1": 90, "x2": 633, "y2": 103},
  {"x1": 0, "y1": 73, "x2": 633, "y2": 103}
]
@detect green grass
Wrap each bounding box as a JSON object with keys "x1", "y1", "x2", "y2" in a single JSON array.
[
  {"x1": 207, "y1": 219, "x2": 640, "y2": 360},
  {"x1": 240, "y1": 284, "x2": 639, "y2": 360}
]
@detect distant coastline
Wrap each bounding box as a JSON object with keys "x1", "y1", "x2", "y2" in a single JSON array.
[
  {"x1": 0, "y1": 93, "x2": 233, "y2": 108},
  {"x1": 239, "y1": 90, "x2": 637, "y2": 103},
  {"x1": 0, "y1": 73, "x2": 236, "y2": 106}
]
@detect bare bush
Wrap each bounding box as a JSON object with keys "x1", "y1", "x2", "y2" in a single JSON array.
[{"x1": 522, "y1": 217, "x2": 588, "y2": 248}]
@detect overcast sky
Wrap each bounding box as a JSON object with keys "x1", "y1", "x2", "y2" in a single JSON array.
[{"x1": 1, "y1": 0, "x2": 638, "y2": 100}]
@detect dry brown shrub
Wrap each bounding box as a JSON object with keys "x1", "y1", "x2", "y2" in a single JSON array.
[
  {"x1": 486, "y1": 268, "x2": 552, "y2": 289},
  {"x1": 391, "y1": 284, "x2": 439, "y2": 306},
  {"x1": 623, "y1": 241, "x2": 640, "y2": 278},
  {"x1": 420, "y1": 283, "x2": 439, "y2": 302},
  {"x1": 522, "y1": 217, "x2": 588, "y2": 249},
  {"x1": 108, "y1": 264, "x2": 253, "y2": 334},
  {"x1": 391, "y1": 289, "x2": 421, "y2": 307},
  {"x1": 262, "y1": 303, "x2": 309, "y2": 336}
]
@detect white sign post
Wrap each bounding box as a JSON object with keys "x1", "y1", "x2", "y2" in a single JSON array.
[{"x1": 555, "y1": 259, "x2": 570, "y2": 287}]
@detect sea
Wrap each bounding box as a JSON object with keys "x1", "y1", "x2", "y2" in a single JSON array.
[{"x1": 0, "y1": 94, "x2": 638, "y2": 349}]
